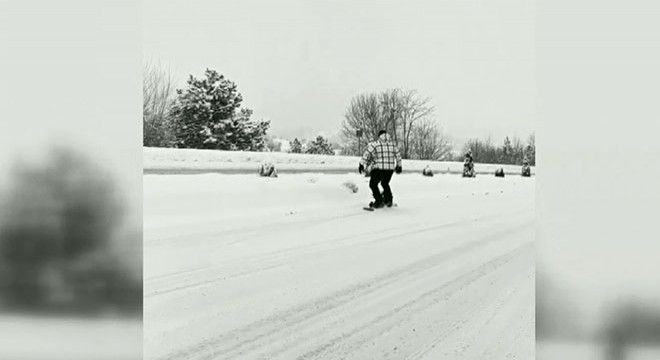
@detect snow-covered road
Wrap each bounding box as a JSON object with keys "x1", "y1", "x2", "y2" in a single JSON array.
[{"x1": 144, "y1": 173, "x2": 535, "y2": 360}]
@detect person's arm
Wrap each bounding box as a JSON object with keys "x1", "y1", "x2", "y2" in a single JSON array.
[
  {"x1": 358, "y1": 143, "x2": 375, "y2": 174},
  {"x1": 394, "y1": 145, "x2": 402, "y2": 173},
  {"x1": 361, "y1": 143, "x2": 375, "y2": 166},
  {"x1": 394, "y1": 145, "x2": 402, "y2": 167}
]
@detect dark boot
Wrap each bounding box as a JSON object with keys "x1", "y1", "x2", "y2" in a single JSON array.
[
  {"x1": 380, "y1": 191, "x2": 393, "y2": 207},
  {"x1": 369, "y1": 199, "x2": 385, "y2": 208}
]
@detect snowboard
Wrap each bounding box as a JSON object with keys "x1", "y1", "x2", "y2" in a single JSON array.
[{"x1": 363, "y1": 203, "x2": 398, "y2": 211}]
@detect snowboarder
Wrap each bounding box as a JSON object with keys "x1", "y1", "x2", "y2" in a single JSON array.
[{"x1": 358, "y1": 130, "x2": 402, "y2": 208}]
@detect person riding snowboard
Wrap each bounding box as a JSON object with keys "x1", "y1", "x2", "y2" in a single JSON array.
[{"x1": 358, "y1": 130, "x2": 402, "y2": 208}]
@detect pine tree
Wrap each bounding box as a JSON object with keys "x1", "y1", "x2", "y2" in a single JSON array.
[
  {"x1": 170, "y1": 69, "x2": 269, "y2": 150},
  {"x1": 501, "y1": 136, "x2": 514, "y2": 164},
  {"x1": 525, "y1": 134, "x2": 536, "y2": 166},
  {"x1": 290, "y1": 138, "x2": 303, "y2": 153},
  {"x1": 306, "y1": 135, "x2": 335, "y2": 155}
]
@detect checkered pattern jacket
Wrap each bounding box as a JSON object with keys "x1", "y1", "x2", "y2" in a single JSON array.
[{"x1": 360, "y1": 135, "x2": 402, "y2": 171}]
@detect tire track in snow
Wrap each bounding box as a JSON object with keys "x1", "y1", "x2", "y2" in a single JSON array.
[
  {"x1": 145, "y1": 206, "x2": 366, "y2": 248},
  {"x1": 153, "y1": 222, "x2": 532, "y2": 360},
  {"x1": 403, "y1": 263, "x2": 533, "y2": 360},
  {"x1": 145, "y1": 210, "x2": 528, "y2": 298},
  {"x1": 144, "y1": 207, "x2": 373, "y2": 284},
  {"x1": 144, "y1": 223, "x2": 402, "y2": 298},
  {"x1": 292, "y1": 243, "x2": 533, "y2": 360}
]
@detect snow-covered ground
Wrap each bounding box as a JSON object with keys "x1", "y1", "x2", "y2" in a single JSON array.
[
  {"x1": 144, "y1": 147, "x2": 535, "y2": 176},
  {"x1": 537, "y1": 340, "x2": 660, "y2": 360},
  {"x1": 144, "y1": 170, "x2": 535, "y2": 359},
  {"x1": 0, "y1": 315, "x2": 141, "y2": 360}
]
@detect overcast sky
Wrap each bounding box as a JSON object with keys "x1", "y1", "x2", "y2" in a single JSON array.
[
  {"x1": 144, "y1": 0, "x2": 534, "y2": 145},
  {"x1": 0, "y1": 1, "x2": 142, "y2": 225}
]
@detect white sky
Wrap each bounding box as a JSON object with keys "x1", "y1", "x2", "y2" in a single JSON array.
[
  {"x1": 0, "y1": 1, "x2": 142, "y2": 225},
  {"x1": 535, "y1": 0, "x2": 660, "y2": 328},
  {"x1": 143, "y1": 0, "x2": 535, "y2": 144}
]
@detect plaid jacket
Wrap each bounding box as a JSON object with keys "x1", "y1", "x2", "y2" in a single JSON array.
[{"x1": 360, "y1": 136, "x2": 402, "y2": 171}]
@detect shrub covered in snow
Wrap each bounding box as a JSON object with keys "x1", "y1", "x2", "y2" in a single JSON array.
[
  {"x1": 305, "y1": 135, "x2": 334, "y2": 155},
  {"x1": 521, "y1": 163, "x2": 531, "y2": 177},
  {"x1": 422, "y1": 166, "x2": 434, "y2": 177},
  {"x1": 462, "y1": 162, "x2": 475, "y2": 178},
  {"x1": 259, "y1": 162, "x2": 278, "y2": 177},
  {"x1": 462, "y1": 152, "x2": 476, "y2": 178}
]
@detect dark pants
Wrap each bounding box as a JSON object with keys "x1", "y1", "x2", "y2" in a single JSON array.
[{"x1": 369, "y1": 169, "x2": 394, "y2": 203}]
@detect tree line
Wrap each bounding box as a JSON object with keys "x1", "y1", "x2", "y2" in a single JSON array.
[
  {"x1": 144, "y1": 63, "x2": 535, "y2": 165},
  {"x1": 339, "y1": 88, "x2": 535, "y2": 165},
  {"x1": 463, "y1": 134, "x2": 535, "y2": 165}
]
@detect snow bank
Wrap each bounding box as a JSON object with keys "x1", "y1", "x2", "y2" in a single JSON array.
[{"x1": 143, "y1": 147, "x2": 536, "y2": 176}]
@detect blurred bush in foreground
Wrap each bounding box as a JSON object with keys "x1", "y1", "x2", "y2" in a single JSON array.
[
  {"x1": 0, "y1": 147, "x2": 141, "y2": 316},
  {"x1": 602, "y1": 301, "x2": 660, "y2": 360}
]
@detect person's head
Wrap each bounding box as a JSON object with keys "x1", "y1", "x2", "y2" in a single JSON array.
[{"x1": 378, "y1": 130, "x2": 387, "y2": 141}]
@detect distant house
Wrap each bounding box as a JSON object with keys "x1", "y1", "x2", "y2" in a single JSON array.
[
  {"x1": 438, "y1": 148, "x2": 457, "y2": 162},
  {"x1": 276, "y1": 138, "x2": 290, "y2": 153}
]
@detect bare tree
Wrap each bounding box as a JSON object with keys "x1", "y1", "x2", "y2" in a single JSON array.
[
  {"x1": 143, "y1": 60, "x2": 176, "y2": 147},
  {"x1": 463, "y1": 138, "x2": 497, "y2": 163},
  {"x1": 397, "y1": 90, "x2": 434, "y2": 159},
  {"x1": 379, "y1": 88, "x2": 403, "y2": 143},
  {"x1": 263, "y1": 136, "x2": 282, "y2": 152},
  {"x1": 512, "y1": 136, "x2": 525, "y2": 164},
  {"x1": 410, "y1": 118, "x2": 453, "y2": 160},
  {"x1": 341, "y1": 88, "x2": 434, "y2": 158},
  {"x1": 341, "y1": 92, "x2": 391, "y2": 155}
]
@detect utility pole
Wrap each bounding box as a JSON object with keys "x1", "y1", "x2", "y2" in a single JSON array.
[
  {"x1": 390, "y1": 108, "x2": 398, "y2": 144},
  {"x1": 356, "y1": 129, "x2": 363, "y2": 156}
]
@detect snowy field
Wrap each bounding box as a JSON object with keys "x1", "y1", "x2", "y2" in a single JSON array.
[
  {"x1": 144, "y1": 169, "x2": 535, "y2": 360},
  {"x1": 144, "y1": 147, "x2": 535, "y2": 176},
  {"x1": 0, "y1": 315, "x2": 141, "y2": 360},
  {"x1": 537, "y1": 340, "x2": 660, "y2": 360}
]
